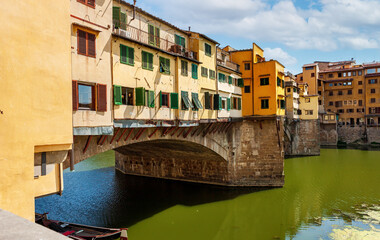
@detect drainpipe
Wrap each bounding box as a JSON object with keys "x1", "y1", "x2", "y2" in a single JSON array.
[{"x1": 132, "y1": 0, "x2": 136, "y2": 21}]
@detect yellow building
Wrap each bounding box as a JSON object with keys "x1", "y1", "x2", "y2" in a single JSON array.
[
  {"x1": 0, "y1": 1, "x2": 72, "y2": 220},
  {"x1": 71, "y1": 0, "x2": 114, "y2": 135},
  {"x1": 111, "y1": 1, "x2": 202, "y2": 128},
  {"x1": 188, "y1": 32, "x2": 219, "y2": 122},
  {"x1": 299, "y1": 95, "x2": 319, "y2": 120},
  {"x1": 230, "y1": 43, "x2": 285, "y2": 116}
]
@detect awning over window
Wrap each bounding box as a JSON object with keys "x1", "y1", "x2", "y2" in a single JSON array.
[
  {"x1": 192, "y1": 92, "x2": 203, "y2": 110},
  {"x1": 181, "y1": 91, "x2": 193, "y2": 109}
]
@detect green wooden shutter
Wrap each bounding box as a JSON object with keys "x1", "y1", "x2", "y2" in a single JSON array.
[
  {"x1": 227, "y1": 98, "x2": 231, "y2": 111},
  {"x1": 155, "y1": 27, "x2": 160, "y2": 47},
  {"x1": 127, "y1": 47, "x2": 134, "y2": 65},
  {"x1": 159, "y1": 57, "x2": 164, "y2": 73},
  {"x1": 192, "y1": 64, "x2": 198, "y2": 79},
  {"x1": 238, "y1": 98, "x2": 242, "y2": 110},
  {"x1": 135, "y1": 87, "x2": 145, "y2": 106},
  {"x1": 148, "y1": 24, "x2": 155, "y2": 45},
  {"x1": 120, "y1": 45, "x2": 127, "y2": 64},
  {"x1": 175, "y1": 35, "x2": 180, "y2": 45},
  {"x1": 142, "y1": 51, "x2": 147, "y2": 69},
  {"x1": 120, "y1": 12, "x2": 127, "y2": 30},
  {"x1": 114, "y1": 85, "x2": 122, "y2": 105},
  {"x1": 149, "y1": 90, "x2": 155, "y2": 108},
  {"x1": 112, "y1": 7, "x2": 120, "y2": 28},
  {"x1": 214, "y1": 94, "x2": 219, "y2": 110},
  {"x1": 170, "y1": 93, "x2": 179, "y2": 109},
  {"x1": 204, "y1": 92, "x2": 210, "y2": 109},
  {"x1": 159, "y1": 91, "x2": 162, "y2": 107},
  {"x1": 219, "y1": 96, "x2": 222, "y2": 110},
  {"x1": 165, "y1": 59, "x2": 170, "y2": 74},
  {"x1": 228, "y1": 76, "x2": 232, "y2": 84},
  {"x1": 148, "y1": 53, "x2": 153, "y2": 70}
]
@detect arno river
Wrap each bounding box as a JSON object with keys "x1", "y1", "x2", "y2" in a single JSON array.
[{"x1": 36, "y1": 149, "x2": 380, "y2": 239}]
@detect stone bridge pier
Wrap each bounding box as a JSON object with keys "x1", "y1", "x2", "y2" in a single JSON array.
[{"x1": 66, "y1": 117, "x2": 285, "y2": 187}]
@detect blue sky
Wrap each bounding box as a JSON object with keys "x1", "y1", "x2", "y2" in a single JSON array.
[{"x1": 137, "y1": 0, "x2": 380, "y2": 74}]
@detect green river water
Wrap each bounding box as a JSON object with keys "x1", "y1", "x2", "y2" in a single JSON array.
[{"x1": 36, "y1": 148, "x2": 380, "y2": 239}]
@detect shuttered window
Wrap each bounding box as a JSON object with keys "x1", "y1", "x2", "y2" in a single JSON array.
[
  {"x1": 228, "y1": 76, "x2": 233, "y2": 84},
  {"x1": 218, "y1": 73, "x2": 226, "y2": 82},
  {"x1": 209, "y1": 70, "x2": 216, "y2": 79},
  {"x1": 78, "y1": 0, "x2": 95, "y2": 8},
  {"x1": 201, "y1": 67, "x2": 208, "y2": 77},
  {"x1": 72, "y1": 81, "x2": 79, "y2": 111},
  {"x1": 227, "y1": 98, "x2": 231, "y2": 111},
  {"x1": 97, "y1": 84, "x2": 107, "y2": 112},
  {"x1": 159, "y1": 57, "x2": 170, "y2": 74},
  {"x1": 120, "y1": 44, "x2": 134, "y2": 65},
  {"x1": 78, "y1": 84, "x2": 95, "y2": 110},
  {"x1": 120, "y1": 12, "x2": 127, "y2": 30},
  {"x1": 192, "y1": 64, "x2": 198, "y2": 79},
  {"x1": 261, "y1": 99, "x2": 269, "y2": 109},
  {"x1": 181, "y1": 60, "x2": 188, "y2": 76},
  {"x1": 237, "y1": 78, "x2": 244, "y2": 87},
  {"x1": 77, "y1": 29, "x2": 96, "y2": 58},
  {"x1": 142, "y1": 51, "x2": 154, "y2": 70},
  {"x1": 170, "y1": 93, "x2": 179, "y2": 109},
  {"x1": 181, "y1": 91, "x2": 193, "y2": 110},
  {"x1": 205, "y1": 43, "x2": 212, "y2": 56},
  {"x1": 204, "y1": 92, "x2": 211, "y2": 109},
  {"x1": 175, "y1": 34, "x2": 186, "y2": 47},
  {"x1": 260, "y1": 77, "x2": 269, "y2": 86},
  {"x1": 148, "y1": 24, "x2": 160, "y2": 47},
  {"x1": 159, "y1": 92, "x2": 170, "y2": 107},
  {"x1": 214, "y1": 94, "x2": 220, "y2": 110},
  {"x1": 192, "y1": 92, "x2": 203, "y2": 110},
  {"x1": 148, "y1": 90, "x2": 155, "y2": 108},
  {"x1": 114, "y1": 85, "x2": 123, "y2": 105},
  {"x1": 135, "y1": 87, "x2": 145, "y2": 106},
  {"x1": 113, "y1": 7, "x2": 120, "y2": 28},
  {"x1": 238, "y1": 98, "x2": 242, "y2": 110}
]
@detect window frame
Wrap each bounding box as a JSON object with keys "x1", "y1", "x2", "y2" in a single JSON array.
[
  {"x1": 261, "y1": 99, "x2": 269, "y2": 109},
  {"x1": 142, "y1": 51, "x2": 154, "y2": 71},
  {"x1": 77, "y1": 0, "x2": 95, "y2": 8},
  {"x1": 181, "y1": 60, "x2": 188, "y2": 76},
  {"x1": 120, "y1": 44, "x2": 134, "y2": 66},
  {"x1": 205, "y1": 43, "x2": 212, "y2": 57},
  {"x1": 260, "y1": 77, "x2": 269, "y2": 86},
  {"x1": 159, "y1": 56, "x2": 170, "y2": 74},
  {"x1": 78, "y1": 83, "x2": 96, "y2": 110},
  {"x1": 77, "y1": 29, "x2": 96, "y2": 58}
]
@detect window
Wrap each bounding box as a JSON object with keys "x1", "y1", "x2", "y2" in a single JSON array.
[
  {"x1": 367, "y1": 69, "x2": 376, "y2": 74},
  {"x1": 347, "y1": 82, "x2": 352, "y2": 86},
  {"x1": 120, "y1": 44, "x2": 134, "y2": 65},
  {"x1": 204, "y1": 92, "x2": 213, "y2": 110},
  {"x1": 205, "y1": 43, "x2": 212, "y2": 56},
  {"x1": 320, "y1": 74, "x2": 324, "y2": 78},
  {"x1": 261, "y1": 99, "x2": 269, "y2": 109},
  {"x1": 305, "y1": 110, "x2": 314, "y2": 115},
  {"x1": 287, "y1": 88, "x2": 291, "y2": 93},
  {"x1": 329, "y1": 91, "x2": 333, "y2": 96},
  {"x1": 148, "y1": 24, "x2": 160, "y2": 47},
  {"x1": 244, "y1": 86, "x2": 251, "y2": 93},
  {"x1": 358, "y1": 81, "x2": 363, "y2": 85},
  {"x1": 277, "y1": 77, "x2": 281, "y2": 86},
  {"x1": 371, "y1": 98, "x2": 376, "y2": 103},
  {"x1": 358, "y1": 70, "x2": 362, "y2": 76},
  {"x1": 160, "y1": 92, "x2": 170, "y2": 107},
  {"x1": 192, "y1": 92, "x2": 203, "y2": 110},
  {"x1": 348, "y1": 90, "x2": 352, "y2": 95},
  {"x1": 192, "y1": 64, "x2": 198, "y2": 79},
  {"x1": 369, "y1": 79, "x2": 378, "y2": 84},
  {"x1": 77, "y1": 29, "x2": 96, "y2": 58},
  {"x1": 293, "y1": 88, "x2": 297, "y2": 93},
  {"x1": 218, "y1": 73, "x2": 226, "y2": 82},
  {"x1": 328, "y1": 74, "x2": 333, "y2": 78},
  {"x1": 201, "y1": 67, "x2": 208, "y2": 77},
  {"x1": 335, "y1": 101, "x2": 342, "y2": 107},
  {"x1": 78, "y1": 84, "x2": 95, "y2": 110},
  {"x1": 371, "y1": 89, "x2": 376, "y2": 94},
  {"x1": 311, "y1": 73, "x2": 315, "y2": 77},
  {"x1": 352, "y1": 71, "x2": 356, "y2": 76},
  {"x1": 305, "y1": 66, "x2": 314, "y2": 70},
  {"x1": 244, "y1": 63, "x2": 250, "y2": 70},
  {"x1": 181, "y1": 60, "x2": 188, "y2": 76},
  {"x1": 318, "y1": 91, "x2": 321, "y2": 95},
  {"x1": 359, "y1": 100, "x2": 363, "y2": 106},
  {"x1": 347, "y1": 109, "x2": 354, "y2": 113},
  {"x1": 159, "y1": 57, "x2": 170, "y2": 74},
  {"x1": 338, "y1": 91, "x2": 343, "y2": 95},
  {"x1": 112, "y1": 7, "x2": 126, "y2": 30},
  {"x1": 228, "y1": 76, "x2": 233, "y2": 84},
  {"x1": 280, "y1": 100, "x2": 285, "y2": 109},
  {"x1": 209, "y1": 70, "x2": 216, "y2": 79},
  {"x1": 305, "y1": 98, "x2": 310, "y2": 103},
  {"x1": 175, "y1": 34, "x2": 185, "y2": 48},
  {"x1": 343, "y1": 72, "x2": 347, "y2": 77},
  {"x1": 260, "y1": 77, "x2": 269, "y2": 86},
  {"x1": 142, "y1": 51, "x2": 154, "y2": 70},
  {"x1": 237, "y1": 78, "x2": 244, "y2": 87},
  {"x1": 78, "y1": 0, "x2": 95, "y2": 8},
  {"x1": 358, "y1": 89, "x2": 363, "y2": 94},
  {"x1": 181, "y1": 91, "x2": 193, "y2": 110},
  {"x1": 329, "y1": 101, "x2": 333, "y2": 106}
]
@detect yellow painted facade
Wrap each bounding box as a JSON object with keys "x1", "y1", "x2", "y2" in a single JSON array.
[
  {"x1": 299, "y1": 95, "x2": 319, "y2": 120},
  {"x1": 189, "y1": 32, "x2": 218, "y2": 121},
  {"x1": 0, "y1": 1, "x2": 72, "y2": 220}
]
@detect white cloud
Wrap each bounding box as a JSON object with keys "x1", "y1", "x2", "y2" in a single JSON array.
[
  {"x1": 138, "y1": 0, "x2": 380, "y2": 51},
  {"x1": 263, "y1": 47, "x2": 297, "y2": 66}
]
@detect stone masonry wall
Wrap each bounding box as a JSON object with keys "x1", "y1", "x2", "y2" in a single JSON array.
[
  {"x1": 366, "y1": 127, "x2": 380, "y2": 143},
  {"x1": 284, "y1": 119, "x2": 320, "y2": 156},
  {"x1": 337, "y1": 126, "x2": 366, "y2": 144},
  {"x1": 320, "y1": 123, "x2": 338, "y2": 146},
  {"x1": 115, "y1": 118, "x2": 285, "y2": 187}
]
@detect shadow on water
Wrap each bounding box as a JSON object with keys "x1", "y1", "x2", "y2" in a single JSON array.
[{"x1": 36, "y1": 165, "x2": 265, "y2": 228}]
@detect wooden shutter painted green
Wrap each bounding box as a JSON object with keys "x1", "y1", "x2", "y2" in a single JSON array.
[
  {"x1": 135, "y1": 87, "x2": 145, "y2": 106},
  {"x1": 214, "y1": 94, "x2": 219, "y2": 110},
  {"x1": 170, "y1": 93, "x2": 179, "y2": 109},
  {"x1": 114, "y1": 85, "x2": 122, "y2": 105},
  {"x1": 204, "y1": 92, "x2": 210, "y2": 109},
  {"x1": 228, "y1": 76, "x2": 233, "y2": 84},
  {"x1": 219, "y1": 96, "x2": 222, "y2": 110},
  {"x1": 238, "y1": 78, "x2": 244, "y2": 87},
  {"x1": 155, "y1": 27, "x2": 160, "y2": 47},
  {"x1": 192, "y1": 64, "x2": 198, "y2": 79},
  {"x1": 127, "y1": 47, "x2": 134, "y2": 65},
  {"x1": 120, "y1": 44, "x2": 127, "y2": 64},
  {"x1": 238, "y1": 98, "x2": 242, "y2": 110},
  {"x1": 159, "y1": 91, "x2": 162, "y2": 107},
  {"x1": 148, "y1": 90, "x2": 155, "y2": 108},
  {"x1": 112, "y1": 7, "x2": 120, "y2": 28},
  {"x1": 227, "y1": 98, "x2": 231, "y2": 111},
  {"x1": 148, "y1": 52, "x2": 153, "y2": 70},
  {"x1": 148, "y1": 24, "x2": 155, "y2": 45},
  {"x1": 120, "y1": 12, "x2": 127, "y2": 30}
]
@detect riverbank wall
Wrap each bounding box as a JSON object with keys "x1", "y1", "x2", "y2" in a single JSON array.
[
  {"x1": 337, "y1": 126, "x2": 380, "y2": 144},
  {"x1": 284, "y1": 119, "x2": 320, "y2": 156},
  {"x1": 320, "y1": 123, "x2": 338, "y2": 146}
]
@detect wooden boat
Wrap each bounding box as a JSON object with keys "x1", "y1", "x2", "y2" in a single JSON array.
[{"x1": 35, "y1": 213, "x2": 128, "y2": 240}]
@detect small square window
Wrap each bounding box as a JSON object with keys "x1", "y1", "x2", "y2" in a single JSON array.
[
  {"x1": 244, "y1": 86, "x2": 251, "y2": 93},
  {"x1": 244, "y1": 63, "x2": 250, "y2": 70}
]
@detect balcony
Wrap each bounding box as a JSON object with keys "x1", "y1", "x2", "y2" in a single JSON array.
[
  {"x1": 217, "y1": 60, "x2": 241, "y2": 73},
  {"x1": 113, "y1": 24, "x2": 197, "y2": 61}
]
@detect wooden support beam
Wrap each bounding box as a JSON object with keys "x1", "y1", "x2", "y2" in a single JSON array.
[
  {"x1": 177, "y1": 127, "x2": 186, "y2": 137},
  {"x1": 197, "y1": 124, "x2": 208, "y2": 136},
  {"x1": 203, "y1": 123, "x2": 214, "y2": 137},
  {"x1": 165, "y1": 127, "x2": 175, "y2": 136},
  {"x1": 183, "y1": 127, "x2": 193, "y2": 138},
  {"x1": 148, "y1": 127, "x2": 159, "y2": 138},
  {"x1": 219, "y1": 123, "x2": 228, "y2": 133},
  {"x1": 170, "y1": 127, "x2": 179, "y2": 136},
  {"x1": 133, "y1": 128, "x2": 143, "y2": 140},
  {"x1": 212, "y1": 123, "x2": 222, "y2": 134},
  {"x1": 124, "y1": 129, "x2": 134, "y2": 141},
  {"x1": 110, "y1": 128, "x2": 120, "y2": 144},
  {"x1": 83, "y1": 135, "x2": 92, "y2": 154},
  {"x1": 117, "y1": 129, "x2": 128, "y2": 143},
  {"x1": 161, "y1": 127, "x2": 170, "y2": 137},
  {"x1": 136, "y1": 128, "x2": 146, "y2": 140},
  {"x1": 191, "y1": 127, "x2": 199, "y2": 137},
  {"x1": 100, "y1": 135, "x2": 107, "y2": 145},
  {"x1": 97, "y1": 135, "x2": 105, "y2": 145},
  {"x1": 224, "y1": 122, "x2": 233, "y2": 133}
]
